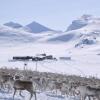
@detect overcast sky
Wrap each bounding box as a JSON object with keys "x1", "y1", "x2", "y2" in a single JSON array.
[{"x1": 0, "y1": 0, "x2": 100, "y2": 31}]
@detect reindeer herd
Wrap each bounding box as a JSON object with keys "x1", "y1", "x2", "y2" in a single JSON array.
[{"x1": 0, "y1": 68, "x2": 100, "y2": 100}]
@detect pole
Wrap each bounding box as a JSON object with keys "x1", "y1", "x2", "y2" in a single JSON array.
[
  {"x1": 23, "y1": 62, "x2": 28, "y2": 76},
  {"x1": 35, "y1": 61, "x2": 38, "y2": 71},
  {"x1": 24, "y1": 63, "x2": 27, "y2": 70}
]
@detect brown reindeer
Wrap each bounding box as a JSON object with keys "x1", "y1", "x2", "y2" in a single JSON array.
[{"x1": 13, "y1": 80, "x2": 37, "y2": 100}]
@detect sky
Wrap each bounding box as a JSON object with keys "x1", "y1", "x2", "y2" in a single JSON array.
[{"x1": 0, "y1": 0, "x2": 100, "y2": 31}]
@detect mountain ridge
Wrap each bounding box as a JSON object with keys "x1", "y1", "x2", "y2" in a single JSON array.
[
  {"x1": 24, "y1": 21, "x2": 55, "y2": 33},
  {"x1": 0, "y1": 15, "x2": 100, "y2": 47},
  {"x1": 4, "y1": 21, "x2": 23, "y2": 29}
]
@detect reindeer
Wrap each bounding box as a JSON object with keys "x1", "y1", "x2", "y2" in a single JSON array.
[
  {"x1": 0, "y1": 72, "x2": 13, "y2": 91},
  {"x1": 48, "y1": 80, "x2": 63, "y2": 95},
  {"x1": 60, "y1": 82, "x2": 70, "y2": 96},
  {"x1": 32, "y1": 75, "x2": 49, "y2": 92},
  {"x1": 13, "y1": 80, "x2": 37, "y2": 100},
  {"x1": 75, "y1": 85, "x2": 100, "y2": 100}
]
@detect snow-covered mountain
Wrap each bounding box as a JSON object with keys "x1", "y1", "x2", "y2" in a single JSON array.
[
  {"x1": 0, "y1": 25, "x2": 38, "y2": 45},
  {"x1": 0, "y1": 24, "x2": 57, "y2": 45},
  {"x1": 4, "y1": 21, "x2": 23, "y2": 29},
  {"x1": 66, "y1": 14, "x2": 99, "y2": 31},
  {"x1": 24, "y1": 21, "x2": 55, "y2": 33},
  {"x1": 0, "y1": 15, "x2": 100, "y2": 47},
  {"x1": 39, "y1": 23, "x2": 100, "y2": 44},
  {"x1": 38, "y1": 15, "x2": 100, "y2": 47}
]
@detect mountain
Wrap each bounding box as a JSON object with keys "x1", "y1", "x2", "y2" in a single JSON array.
[
  {"x1": 0, "y1": 21, "x2": 58, "y2": 45},
  {"x1": 44, "y1": 22, "x2": 100, "y2": 44},
  {"x1": 24, "y1": 21, "x2": 55, "y2": 33},
  {"x1": 0, "y1": 25, "x2": 37, "y2": 45},
  {"x1": 4, "y1": 21, "x2": 23, "y2": 29},
  {"x1": 66, "y1": 14, "x2": 93, "y2": 31},
  {"x1": 0, "y1": 15, "x2": 100, "y2": 47},
  {"x1": 38, "y1": 15, "x2": 100, "y2": 47}
]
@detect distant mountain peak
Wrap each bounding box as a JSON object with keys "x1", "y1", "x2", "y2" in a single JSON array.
[
  {"x1": 79, "y1": 14, "x2": 93, "y2": 21},
  {"x1": 66, "y1": 14, "x2": 95, "y2": 31},
  {"x1": 25, "y1": 21, "x2": 54, "y2": 33},
  {"x1": 30, "y1": 21, "x2": 39, "y2": 24},
  {"x1": 4, "y1": 21, "x2": 23, "y2": 28}
]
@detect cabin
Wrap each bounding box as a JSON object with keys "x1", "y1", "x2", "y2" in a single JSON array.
[{"x1": 59, "y1": 57, "x2": 71, "y2": 60}]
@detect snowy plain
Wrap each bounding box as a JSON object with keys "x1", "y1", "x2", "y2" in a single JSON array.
[{"x1": 0, "y1": 42, "x2": 100, "y2": 78}]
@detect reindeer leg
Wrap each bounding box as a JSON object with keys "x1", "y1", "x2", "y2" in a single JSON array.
[
  {"x1": 29, "y1": 91, "x2": 33, "y2": 100},
  {"x1": 19, "y1": 90, "x2": 24, "y2": 98},
  {"x1": 95, "y1": 95, "x2": 100, "y2": 100},
  {"x1": 13, "y1": 89, "x2": 16, "y2": 100},
  {"x1": 29, "y1": 89, "x2": 37, "y2": 100},
  {"x1": 55, "y1": 89, "x2": 57, "y2": 95},
  {"x1": 88, "y1": 96, "x2": 91, "y2": 100},
  {"x1": 82, "y1": 95, "x2": 86, "y2": 100},
  {"x1": 1, "y1": 82, "x2": 4, "y2": 90},
  {"x1": 33, "y1": 92, "x2": 37, "y2": 100},
  {"x1": 7, "y1": 84, "x2": 12, "y2": 93},
  {"x1": 27, "y1": 89, "x2": 34, "y2": 100}
]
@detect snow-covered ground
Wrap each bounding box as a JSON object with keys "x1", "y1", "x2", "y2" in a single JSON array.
[
  {"x1": 0, "y1": 89, "x2": 80, "y2": 100},
  {"x1": 0, "y1": 42, "x2": 100, "y2": 78}
]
